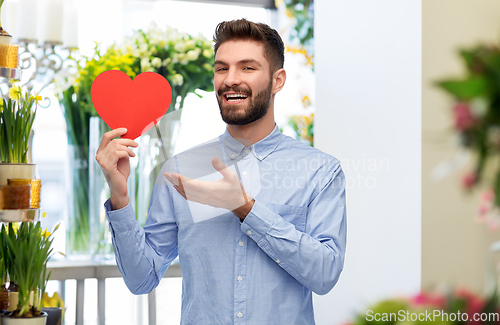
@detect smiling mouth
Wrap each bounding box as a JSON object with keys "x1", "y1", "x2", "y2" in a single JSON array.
[{"x1": 224, "y1": 93, "x2": 249, "y2": 103}]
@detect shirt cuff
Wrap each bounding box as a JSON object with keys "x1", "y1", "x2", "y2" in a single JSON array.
[
  {"x1": 104, "y1": 199, "x2": 139, "y2": 234},
  {"x1": 241, "y1": 200, "x2": 279, "y2": 242}
]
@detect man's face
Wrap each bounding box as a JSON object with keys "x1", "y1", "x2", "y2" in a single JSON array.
[{"x1": 214, "y1": 40, "x2": 274, "y2": 125}]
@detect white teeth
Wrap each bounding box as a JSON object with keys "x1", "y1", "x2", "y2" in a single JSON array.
[{"x1": 226, "y1": 93, "x2": 248, "y2": 99}]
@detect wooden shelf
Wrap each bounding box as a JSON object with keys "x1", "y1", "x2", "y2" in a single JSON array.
[{"x1": 0, "y1": 208, "x2": 41, "y2": 222}]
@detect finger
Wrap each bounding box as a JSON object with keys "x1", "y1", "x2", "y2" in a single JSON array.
[
  {"x1": 164, "y1": 172, "x2": 178, "y2": 185},
  {"x1": 164, "y1": 172, "x2": 193, "y2": 186},
  {"x1": 176, "y1": 174, "x2": 186, "y2": 197},
  {"x1": 109, "y1": 140, "x2": 138, "y2": 157},
  {"x1": 110, "y1": 138, "x2": 139, "y2": 148},
  {"x1": 98, "y1": 128, "x2": 128, "y2": 152},
  {"x1": 97, "y1": 142, "x2": 136, "y2": 166},
  {"x1": 99, "y1": 150, "x2": 130, "y2": 169},
  {"x1": 173, "y1": 185, "x2": 187, "y2": 200},
  {"x1": 115, "y1": 145, "x2": 136, "y2": 158},
  {"x1": 212, "y1": 157, "x2": 235, "y2": 180}
]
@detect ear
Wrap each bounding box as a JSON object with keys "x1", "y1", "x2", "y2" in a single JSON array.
[{"x1": 272, "y1": 68, "x2": 286, "y2": 95}]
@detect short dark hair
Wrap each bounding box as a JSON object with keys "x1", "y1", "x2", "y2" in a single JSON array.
[{"x1": 213, "y1": 19, "x2": 285, "y2": 73}]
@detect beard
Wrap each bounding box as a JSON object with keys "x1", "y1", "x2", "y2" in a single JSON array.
[{"x1": 216, "y1": 80, "x2": 273, "y2": 126}]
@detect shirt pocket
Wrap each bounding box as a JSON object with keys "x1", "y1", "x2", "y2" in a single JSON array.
[{"x1": 266, "y1": 203, "x2": 308, "y2": 233}]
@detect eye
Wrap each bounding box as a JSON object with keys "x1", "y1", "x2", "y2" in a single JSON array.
[
  {"x1": 244, "y1": 67, "x2": 255, "y2": 71},
  {"x1": 215, "y1": 67, "x2": 227, "y2": 72}
]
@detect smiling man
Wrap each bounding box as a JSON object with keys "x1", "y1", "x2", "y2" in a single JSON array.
[{"x1": 96, "y1": 19, "x2": 347, "y2": 324}]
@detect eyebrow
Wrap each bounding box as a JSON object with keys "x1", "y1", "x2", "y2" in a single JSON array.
[{"x1": 214, "y1": 59, "x2": 263, "y2": 67}]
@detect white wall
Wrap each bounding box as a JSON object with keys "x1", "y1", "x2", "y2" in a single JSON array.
[{"x1": 314, "y1": 1, "x2": 422, "y2": 324}]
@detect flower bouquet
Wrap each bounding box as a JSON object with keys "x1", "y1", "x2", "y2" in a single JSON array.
[
  {"x1": 56, "y1": 23, "x2": 214, "y2": 255},
  {"x1": 436, "y1": 43, "x2": 500, "y2": 227}
]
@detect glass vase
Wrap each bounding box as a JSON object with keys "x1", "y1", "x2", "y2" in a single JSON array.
[
  {"x1": 89, "y1": 117, "x2": 112, "y2": 258},
  {"x1": 65, "y1": 143, "x2": 90, "y2": 257},
  {"x1": 130, "y1": 109, "x2": 182, "y2": 226}
]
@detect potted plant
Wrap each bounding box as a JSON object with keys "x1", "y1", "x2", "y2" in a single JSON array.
[
  {"x1": 0, "y1": 85, "x2": 41, "y2": 186},
  {"x1": 0, "y1": 221, "x2": 57, "y2": 324},
  {"x1": 0, "y1": 223, "x2": 18, "y2": 312}
]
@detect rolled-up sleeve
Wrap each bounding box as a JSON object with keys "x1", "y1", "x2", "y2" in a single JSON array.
[{"x1": 106, "y1": 178, "x2": 179, "y2": 295}]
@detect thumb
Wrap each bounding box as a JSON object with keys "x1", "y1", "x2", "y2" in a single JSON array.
[{"x1": 212, "y1": 157, "x2": 233, "y2": 179}]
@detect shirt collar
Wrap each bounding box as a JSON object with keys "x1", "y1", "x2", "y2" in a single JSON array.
[{"x1": 221, "y1": 124, "x2": 283, "y2": 161}]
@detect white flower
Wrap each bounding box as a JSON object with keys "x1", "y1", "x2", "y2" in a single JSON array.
[
  {"x1": 177, "y1": 53, "x2": 189, "y2": 65},
  {"x1": 139, "y1": 43, "x2": 149, "y2": 54},
  {"x1": 141, "y1": 57, "x2": 151, "y2": 71},
  {"x1": 174, "y1": 42, "x2": 186, "y2": 53},
  {"x1": 186, "y1": 49, "x2": 199, "y2": 61},
  {"x1": 151, "y1": 57, "x2": 162, "y2": 68},
  {"x1": 203, "y1": 49, "x2": 212, "y2": 59},
  {"x1": 470, "y1": 97, "x2": 489, "y2": 118},
  {"x1": 53, "y1": 70, "x2": 75, "y2": 94},
  {"x1": 172, "y1": 74, "x2": 183, "y2": 86},
  {"x1": 185, "y1": 39, "x2": 196, "y2": 50},
  {"x1": 172, "y1": 54, "x2": 179, "y2": 64},
  {"x1": 148, "y1": 21, "x2": 160, "y2": 32},
  {"x1": 163, "y1": 58, "x2": 172, "y2": 67},
  {"x1": 131, "y1": 48, "x2": 140, "y2": 57}
]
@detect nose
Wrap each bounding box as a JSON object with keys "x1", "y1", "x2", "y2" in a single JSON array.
[{"x1": 224, "y1": 68, "x2": 241, "y2": 88}]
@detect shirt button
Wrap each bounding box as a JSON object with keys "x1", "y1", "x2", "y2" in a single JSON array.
[
  {"x1": 238, "y1": 312, "x2": 243, "y2": 318},
  {"x1": 276, "y1": 259, "x2": 281, "y2": 263},
  {"x1": 231, "y1": 154, "x2": 236, "y2": 158},
  {"x1": 245, "y1": 149, "x2": 250, "y2": 154},
  {"x1": 239, "y1": 241, "x2": 244, "y2": 247},
  {"x1": 258, "y1": 155, "x2": 263, "y2": 159},
  {"x1": 242, "y1": 171, "x2": 247, "y2": 176},
  {"x1": 247, "y1": 230, "x2": 252, "y2": 235},
  {"x1": 238, "y1": 276, "x2": 242, "y2": 282}
]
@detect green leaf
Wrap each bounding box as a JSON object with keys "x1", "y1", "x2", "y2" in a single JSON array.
[{"x1": 436, "y1": 76, "x2": 489, "y2": 100}]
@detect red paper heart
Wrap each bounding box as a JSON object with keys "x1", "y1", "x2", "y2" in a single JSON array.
[{"x1": 91, "y1": 70, "x2": 172, "y2": 140}]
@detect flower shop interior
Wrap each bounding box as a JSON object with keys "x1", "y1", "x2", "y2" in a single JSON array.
[{"x1": 0, "y1": 0, "x2": 499, "y2": 324}]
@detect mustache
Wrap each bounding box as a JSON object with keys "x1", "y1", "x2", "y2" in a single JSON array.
[{"x1": 217, "y1": 86, "x2": 252, "y2": 97}]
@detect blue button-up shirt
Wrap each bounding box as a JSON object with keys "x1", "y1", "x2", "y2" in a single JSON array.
[{"x1": 106, "y1": 125, "x2": 347, "y2": 324}]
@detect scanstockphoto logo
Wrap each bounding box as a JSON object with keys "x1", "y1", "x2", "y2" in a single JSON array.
[
  {"x1": 260, "y1": 154, "x2": 337, "y2": 190},
  {"x1": 258, "y1": 154, "x2": 389, "y2": 190},
  {"x1": 341, "y1": 156, "x2": 390, "y2": 190},
  {"x1": 365, "y1": 309, "x2": 500, "y2": 323}
]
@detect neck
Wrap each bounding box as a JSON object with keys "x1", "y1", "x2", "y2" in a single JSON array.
[{"x1": 226, "y1": 105, "x2": 275, "y2": 146}]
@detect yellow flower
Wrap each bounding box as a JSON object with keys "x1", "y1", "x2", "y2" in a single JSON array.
[
  {"x1": 43, "y1": 230, "x2": 51, "y2": 239},
  {"x1": 6, "y1": 222, "x2": 20, "y2": 235},
  {"x1": 302, "y1": 96, "x2": 311, "y2": 108},
  {"x1": 42, "y1": 292, "x2": 65, "y2": 309},
  {"x1": 8, "y1": 85, "x2": 22, "y2": 101},
  {"x1": 30, "y1": 92, "x2": 43, "y2": 105}
]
